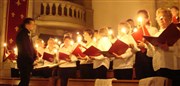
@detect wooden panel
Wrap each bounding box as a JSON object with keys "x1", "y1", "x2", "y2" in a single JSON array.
[{"x1": 67, "y1": 79, "x2": 139, "y2": 86}]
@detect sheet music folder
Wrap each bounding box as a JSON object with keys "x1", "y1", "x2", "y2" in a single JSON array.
[{"x1": 144, "y1": 23, "x2": 180, "y2": 46}]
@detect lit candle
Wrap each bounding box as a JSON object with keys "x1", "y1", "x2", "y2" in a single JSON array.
[
  {"x1": 53, "y1": 49, "x2": 58, "y2": 53},
  {"x1": 137, "y1": 16, "x2": 143, "y2": 23},
  {"x1": 133, "y1": 27, "x2": 138, "y2": 32},
  {"x1": 58, "y1": 41, "x2": 61, "y2": 45},
  {"x1": 14, "y1": 47, "x2": 18, "y2": 55},
  {"x1": 121, "y1": 27, "x2": 127, "y2": 33},
  {"x1": 35, "y1": 44, "x2": 39, "y2": 49},
  {"x1": 77, "y1": 35, "x2": 82, "y2": 43},
  {"x1": 93, "y1": 37, "x2": 97, "y2": 42},
  {"x1": 70, "y1": 40, "x2": 74, "y2": 45},
  {"x1": 3, "y1": 43, "x2": 7, "y2": 47},
  {"x1": 54, "y1": 38, "x2": 58, "y2": 43},
  {"x1": 108, "y1": 29, "x2": 113, "y2": 35}
]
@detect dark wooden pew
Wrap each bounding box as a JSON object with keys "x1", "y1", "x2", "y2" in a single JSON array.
[{"x1": 0, "y1": 77, "x2": 51, "y2": 86}]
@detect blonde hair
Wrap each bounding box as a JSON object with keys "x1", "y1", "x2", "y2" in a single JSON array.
[{"x1": 156, "y1": 8, "x2": 172, "y2": 21}]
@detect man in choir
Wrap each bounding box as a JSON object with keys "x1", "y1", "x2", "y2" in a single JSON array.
[
  {"x1": 16, "y1": 18, "x2": 36, "y2": 86},
  {"x1": 146, "y1": 8, "x2": 180, "y2": 86},
  {"x1": 58, "y1": 36, "x2": 78, "y2": 86},
  {"x1": 134, "y1": 9, "x2": 158, "y2": 79},
  {"x1": 112, "y1": 22, "x2": 137, "y2": 80},
  {"x1": 78, "y1": 29, "x2": 95, "y2": 79},
  {"x1": 170, "y1": 6, "x2": 179, "y2": 24},
  {"x1": 91, "y1": 27, "x2": 112, "y2": 79}
]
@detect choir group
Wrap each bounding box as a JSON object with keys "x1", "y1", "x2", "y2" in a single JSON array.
[{"x1": 8, "y1": 6, "x2": 180, "y2": 86}]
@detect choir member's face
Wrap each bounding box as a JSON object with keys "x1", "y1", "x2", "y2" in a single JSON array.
[
  {"x1": 156, "y1": 13, "x2": 171, "y2": 29},
  {"x1": 118, "y1": 25, "x2": 128, "y2": 36},
  {"x1": 171, "y1": 8, "x2": 179, "y2": 17},
  {"x1": 48, "y1": 39, "x2": 55, "y2": 47},
  {"x1": 83, "y1": 32, "x2": 90, "y2": 41},
  {"x1": 27, "y1": 21, "x2": 35, "y2": 31},
  {"x1": 64, "y1": 38, "x2": 71, "y2": 46}
]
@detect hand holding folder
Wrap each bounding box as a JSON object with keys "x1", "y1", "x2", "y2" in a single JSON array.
[
  {"x1": 72, "y1": 44, "x2": 86, "y2": 57},
  {"x1": 132, "y1": 26, "x2": 150, "y2": 43},
  {"x1": 144, "y1": 23, "x2": 180, "y2": 47},
  {"x1": 83, "y1": 46, "x2": 101, "y2": 56},
  {"x1": 42, "y1": 52, "x2": 54, "y2": 62},
  {"x1": 108, "y1": 39, "x2": 129, "y2": 56}
]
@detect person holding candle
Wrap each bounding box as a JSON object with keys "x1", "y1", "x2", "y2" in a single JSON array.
[
  {"x1": 58, "y1": 36, "x2": 78, "y2": 86},
  {"x1": 112, "y1": 22, "x2": 138, "y2": 80},
  {"x1": 134, "y1": 9, "x2": 158, "y2": 80},
  {"x1": 78, "y1": 29, "x2": 95, "y2": 79},
  {"x1": 16, "y1": 18, "x2": 36, "y2": 86},
  {"x1": 91, "y1": 27, "x2": 112, "y2": 79}
]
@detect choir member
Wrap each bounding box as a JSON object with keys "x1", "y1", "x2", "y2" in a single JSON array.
[
  {"x1": 126, "y1": 19, "x2": 137, "y2": 34},
  {"x1": 32, "y1": 38, "x2": 45, "y2": 77},
  {"x1": 112, "y1": 22, "x2": 137, "y2": 80},
  {"x1": 58, "y1": 36, "x2": 78, "y2": 86},
  {"x1": 78, "y1": 29, "x2": 95, "y2": 79},
  {"x1": 91, "y1": 27, "x2": 112, "y2": 79},
  {"x1": 170, "y1": 6, "x2": 179, "y2": 24},
  {"x1": 146, "y1": 8, "x2": 180, "y2": 86},
  {"x1": 134, "y1": 9, "x2": 158, "y2": 79},
  {"x1": 37, "y1": 38, "x2": 58, "y2": 78}
]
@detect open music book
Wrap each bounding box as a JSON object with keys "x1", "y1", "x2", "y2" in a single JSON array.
[{"x1": 144, "y1": 23, "x2": 180, "y2": 47}]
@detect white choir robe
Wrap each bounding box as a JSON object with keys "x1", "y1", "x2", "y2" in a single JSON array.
[
  {"x1": 78, "y1": 40, "x2": 96, "y2": 65},
  {"x1": 58, "y1": 45, "x2": 78, "y2": 68},
  {"x1": 113, "y1": 34, "x2": 136, "y2": 69},
  {"x1": 146, "y1": 28, "x2": 180, "y2": 71},
  {"x1": 93, "y1": 37, "x2": 112, "y2": 69},
  {"x1": 43, "y1": 45, "x2": 58, "y2": 66}
]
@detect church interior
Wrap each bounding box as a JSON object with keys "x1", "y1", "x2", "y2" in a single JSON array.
[{"x1": 0, "y1": 0, "x2": 180, "y2": 86}]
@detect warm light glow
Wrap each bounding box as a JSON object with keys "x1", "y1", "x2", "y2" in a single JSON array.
[
  {"x1": 137, "y1": 16, "x2": 143, "y2": 23},
  {"x1": 54, "y1": 49, "x2": 58, "y2": 53},
  {"x1": 76, "y1": 32, "x2": 79, "y2": 35},
  {"x1": 108, "y1": 29, "x2": 113, "y2": 35},
  {"x1": 77, "y1": 35, "x2": 82, "y2": 43},
  {"x1": 133, "y1": 28, "x2": 138, "y2": 32},
  {"x1": 41, "y1": 40, "x2": 44, "y2": 44},
  {"x1": 70, "y1": 40, "x2": 74, "y2": 45},
  {"x1": 58, "y1": 41, "x2": 61, "y2": 45},
  {"x1": 93, "y1": 37, "x2": 97, "y2": 42},
  {"x1": 14, "y1": 47, "x2": 17, "y2": 52},
  {"x1": 14, "y1": 47, "x2": 18, "y2": 55},
  {"x1": 121, "y1": 28, "x2": 126, "y2": 33},
  {"x1": 54, "y1": 38, "x2": 58, "y2": 43},
  {"x1": 3, "y1": 43, "x2": 7, "y2": 47},
  {"x1": 35, "y1": 44, "x2": 39, "y2": 48}
]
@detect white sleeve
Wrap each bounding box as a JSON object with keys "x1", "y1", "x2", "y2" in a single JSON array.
[
  {"x1": 94, "y1": 55, "x2": 106, "y2": 60},
  {"x1": 121, "y1": 48, "x2": 133, "y2": 59},
  {"x1": 145, "y1": 42, "x2": 155, "y2": 57}
]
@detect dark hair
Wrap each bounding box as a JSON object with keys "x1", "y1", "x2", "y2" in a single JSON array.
[
  {"x1": 19, "y1": 18, "x2": 34, "y2": 29},
  {"x1": 126, "y1": 19, "x2": 134, "y2": 22},
  {"x1": 171, "y1": 6, "x2": 179, "y2": 11},
  {"x1": 137, "y1": 9, "x2": 151, "y2": 25},
  {"x1": 83, "y1": 29, "x2": 94, "y2": 38},
  {"x1": 63, "y1": 36, "x2": 72, "y2": 41}
]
